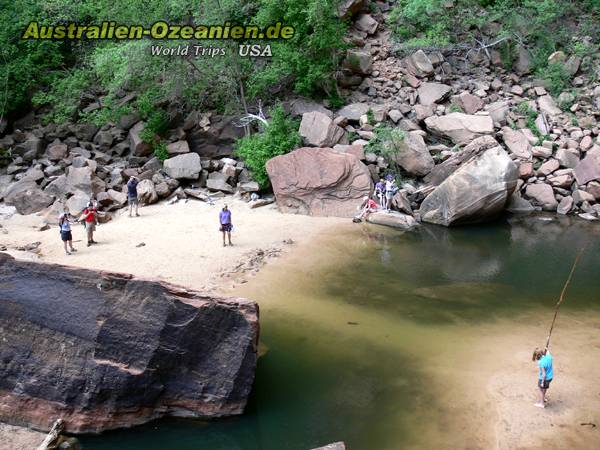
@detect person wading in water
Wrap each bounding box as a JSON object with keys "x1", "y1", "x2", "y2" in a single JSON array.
[
  {"x1": 219, "y1": 204, "x2": 233, "y2": 247},
  {"x1": 532, "y1": 348, "x2": 554, "y2": 408}
]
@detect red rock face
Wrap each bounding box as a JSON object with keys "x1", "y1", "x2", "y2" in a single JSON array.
[
  {"x1": 0, "y1": 253, "x2": 259, "y2": 434},
  {"x1": 266, "y1": 147, "x2": 373, "y2": 218}
]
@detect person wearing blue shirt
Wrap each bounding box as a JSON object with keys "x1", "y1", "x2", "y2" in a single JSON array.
[
  {"x1": 532, "y1": 348, "x2": 554, "y2": 408},
  {"x1": 219, "y1": 204, "x2": 233, "y2": 247}
]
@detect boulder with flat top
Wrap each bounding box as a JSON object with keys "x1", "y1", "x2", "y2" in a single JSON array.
[{"x1": 0, "y1": 254, "x2": 259, "y2": 434}]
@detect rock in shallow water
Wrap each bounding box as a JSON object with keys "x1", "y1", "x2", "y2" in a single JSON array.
[{"x1": 0, "y1": 253, "x2": 259, "y2": 434}]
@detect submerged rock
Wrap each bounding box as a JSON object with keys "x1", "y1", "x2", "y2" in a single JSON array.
[
  {"x1": 266, "y1": 147, "x2": 372, "y2": 217},
  {"x1": 366, "y1": 211, "x2": 418, "y2": 230},
  {"x1": 419, "y1": 146, "x2": 518, "y2": 226},
  {"x1": 0, "y1": 253, "x2": 259, "y2": 434}
]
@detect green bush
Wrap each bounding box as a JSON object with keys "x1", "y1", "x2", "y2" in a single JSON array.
[
  {"x1": 537, "y1": 63, "x2": 571, "y2": 97},
  {"x1": 235, "y1": 105, "x2": 301, "y2": 189},
  {"x1": 31, "y1": 69, "x2": 91, "y2": 124},
  {"x1": 140, "y1": 109, "x2": 169, "y2": 143},
  {"x1": 516, "y1": 102, "x2": 548, "y2": 144},
  {"x1": 365, "y1": 126, "x2": 406, "y2": 178},
  {"x1": 153, "y1": 141, "x2": 169, "y2": 162}
]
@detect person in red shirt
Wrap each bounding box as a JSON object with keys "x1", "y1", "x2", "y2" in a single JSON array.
[
  {"x1": 354, "y1": 196, "x2": 378, "y2": 222},
  {"x1": 80, "y1": 201, "x2": 98, "y2": 247}
]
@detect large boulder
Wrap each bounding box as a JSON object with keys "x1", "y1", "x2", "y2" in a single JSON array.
[
  {"x1": 337, "y1": 103, "x2": 370, "y2": 122},
  {"x1": 166, "y1": 140, "x2": 190, "y2": 155},
  {"x1": 164, "y1": 153, "x2": 201, "y2": 180},
  {"x1": 299, "y1": 111, "x2": 345, "y2": 147},
  {"x1": 525, "y1": 183, "x2": 558, "y2": 210},
  {"x1": 406, "y1": 50, "x2": 434, "y2": 77},
  {"x1": 424, "y1": 136, "x2": 502, "y2": 186},
  {"x1": 419, "y1": 147, "x2": 518, "y2": 226},
  {"x1": 0, "y1": 254, "x2": 259, "y2": 433},
  {"x1": 343, "y1": 49, "x2": 373, "y2": 75},
  {"x1": 128, "y1": 122, "x2": 152, "y2": 157},
  {"x1": 574, "y1": 148, "x2": 600, "y2": 185},
  {"x1": 136, "y1": 179, "x2": 159, "y2": 204},
  {"x1": 266, "y1": 147, "x2": 372, "y2": 217},
  {"x1": 418, "y1": 82, "x2": 451, "y2": 105},
  {"x1": 3, "y1": 180, "x2": 54, "y2": 215},
  {"x1": 501, "y1": 127, "x2": 532, "y2": 159},
  {"x1": 424, "y1": 113, "x2": 494, "y2": 145},
  {"x1": 187, "y1": 116, "x2": 245, "y2": 158},
  {"x1": 388, "y1": 131, "x2": 434, "y2": 177},
  {"x1": 65, "y1": 191, "x2": 91, "y2": 216}
]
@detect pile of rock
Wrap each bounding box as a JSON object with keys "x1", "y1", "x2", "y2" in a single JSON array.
[
  {"x1": 0, "y1": 111, "x2": 260, "y2": 222},
  {"x1": 271, "y1": 2, "x2": 599, "y2": 225}
]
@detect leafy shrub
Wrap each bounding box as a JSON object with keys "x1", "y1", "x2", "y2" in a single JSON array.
[
  {"x1": 516, "y1": 102, "x2": 548, "y2": 144},
  {"x1": 235, "y1": 105, "x2": 301, "y2": 189},
  {"x1": 140, "y1": 109, "x2": 169, "y2": 144},
  {"x1": 537, "y1": 63, "x2": 571, "y2": 97},
  {"x1": 365, "y1": 126, "x2": 406, "y2": 178},
  {"x1": 153, "y1": 141, "x2": 168, "y2": 162},
  {"x1": 31, "y1": 69, "x2": 91, "y2": 123}
]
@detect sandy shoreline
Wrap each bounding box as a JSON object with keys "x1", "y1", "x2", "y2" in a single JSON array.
[{"x1": 0, "y1": 197, "x2": 348, "y2": 293}]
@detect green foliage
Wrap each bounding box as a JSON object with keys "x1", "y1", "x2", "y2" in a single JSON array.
[
  {"x1": 153, "y1": 141, "x2": 169, "y2": 162},
  {"x1": 0, "y1": 0, "x2": 68, "y2": 116},
  {"x1": 249, "y1": 0, "x2": 347, "y2": 98},
  {"x1": 140, "y1": 109, "x2": 169, "y2": 143},
  {"x1": 537, "y1": 63, "x2": 571, "y2": 97},
  {"x1": 366, "y1": 126, "x2": 406, "y2": 177},
  {"x1": 32, "y1": 69, "x2": 92, "y2": 123},
  {"x1": 388, "y1": 0, "x2": 451, "y2": 47},
  {"x1": 448, "y1": 103, "x2": 464, "y2": 113},
  {"x1": 516, "y1": 101, "x2": 548, "y2": 144},
  {"x1": 235, "y1": 105, "x2": 301, "y2": 189},
  {"x1": 366, "y1": 108, "x2": 375, "y2": 125},
  {"x1": 0, "y1": 148, "x2": 11, "y2": 168}
]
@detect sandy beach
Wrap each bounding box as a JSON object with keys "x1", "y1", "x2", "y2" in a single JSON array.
[{"x1": 0, "y1": 198, "x2": 348, "y2": 293}]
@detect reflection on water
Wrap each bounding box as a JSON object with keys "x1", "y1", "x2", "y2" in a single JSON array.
[{"x1": 81, "y1": 215, "x2": 600, "y2": 450}]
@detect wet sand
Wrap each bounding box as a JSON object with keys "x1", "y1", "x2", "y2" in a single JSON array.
[{"x1": 231, "y1": 226, "x2": 600, "y2": 450}]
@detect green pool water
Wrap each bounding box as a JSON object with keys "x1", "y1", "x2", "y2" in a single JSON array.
[{"x1": 80, "y1": 215, "x2": 600, "y2": 450}]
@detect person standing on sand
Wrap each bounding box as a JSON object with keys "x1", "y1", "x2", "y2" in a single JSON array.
[
  {"x1": 127, "y1": 176, "x2": 140, "y2": 217},
  {"x1": 80, "y1": 201, "x2": 99, "y2": 247},
  {"x1": 219, "y1": 204, "x2": 233, "y2": 247},
  {"x1": 58, "y1": 209, "x2": 78, "y2": 255},
  {"x1": 532, "y1": 348, "x2": 554, "y2": 408}
]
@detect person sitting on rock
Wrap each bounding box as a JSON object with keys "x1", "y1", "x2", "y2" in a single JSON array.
[
  {"x1": 375, "y1": 178, "x2": 386, "y2": 208},
  {"x1": 80, "y1": 201, "x2": 99, "y2": 247},
  {"x1": 127, "y1": 176, "x2": 140, "y2": 218},
  {"x1": 354, "y1": 196, "x2": 378, "y2": 222},
  {"x1": 219, "y1": 204, "x2": 233, "y2": 247},
  {"x1": 58, "y1": 208, "x2": 78, "y2": 255}
]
